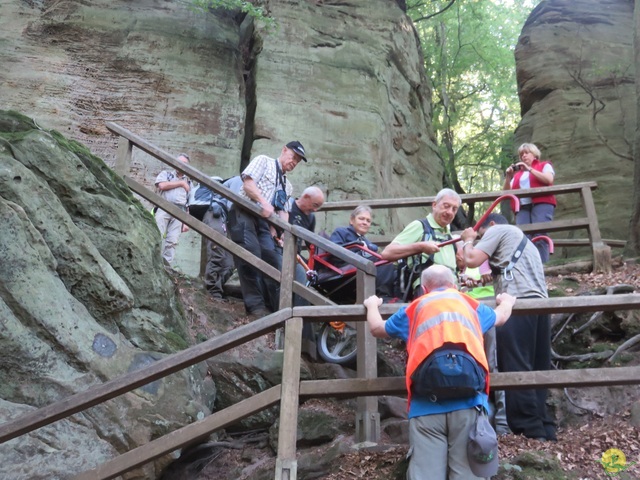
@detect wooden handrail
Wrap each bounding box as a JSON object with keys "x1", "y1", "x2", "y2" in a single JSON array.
[
  {"x1": 92, "y1": 122, "x2": 618, "y2": 480},
  {"x1": 0, "y1": 310, "x2": 290, "y2": 444},
  {"x1": 293, "y1": 293, "x2": 640, "y2": 321},
  {"x1": 4, "y1": 294, "x2": 639, "y2": 446},
  {"x1": 74, "y1": 386, "x2": 282, "y2": 480},
  {"x1": 107, "y1": 122, "x2": 376, "y2": 275},
  {"x1": 319, "y1": 182, "x2": 598, "y2": 211},
  {"x1": 70, "y1": 291, "x2": 640, "y2": 480}
]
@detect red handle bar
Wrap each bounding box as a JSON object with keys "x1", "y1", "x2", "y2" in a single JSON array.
[{"x1": 436, "y1": 194, "x2": 521, "y2": 248}]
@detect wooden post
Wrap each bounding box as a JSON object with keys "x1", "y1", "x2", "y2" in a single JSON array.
[
  {"x1": 199, "y1": 236, "x2": 207, "y2": 278},
  {"x1": 581, "y1": 186, "x2": 611, "y2": 273},
  {"x1": 354, "y1": 269, "x2": 380, "y2": 444},
  {"x1": 274, "y1": 234, "x2": 301, "y2": 480},
  {"x1": 114, "y1": 136, "x2": 132, "y2": 176},
  {"x1": 275, "y1": 230, "x2": 296, "y2": 348}
]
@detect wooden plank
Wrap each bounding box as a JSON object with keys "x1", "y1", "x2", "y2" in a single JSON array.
[
  {"x1": 73, "y1": 386, "x2": 282, "y2": 480},
  {"x1": 275, "y1": 317, "x2": 303, "y2": 477},
  {"x1": 279, "y1": 231, "x2": 296, "y2": 310},
  {"x1": 106, "y1": 122, "x2": 294, "y2": 233},
  {"x1": 367, "y1": 236, "x2": 627, "y2": 249},
  {"x1": 114, "y1": 137, "x2": 132, "y2": 176},
  {"x1": 291, "y1": 281, "x2": 335, "y2": 306},
  {"x1": 125, "y1": 176, "x2": 282, "y2": 282},
  {"x1": 517, "y1": 218, "x2": 591, "y2": 234},
  {"x1": 355, "y1": 271, "x2": 379, "y2": 443},
  {"x1": 581, "y1": 186, "x2": 604, "y2": 244},
  {"x1": 553, "y1": 238, "x2": 626, "y2": 248},
  {"x1": 275, "y1": 231, "x2": 296, "y2": 348},
  {"x1": 0, "y1": 310, "x2": 290, "y2": 444},
  {"x1": 299, "y1": 365, "x2": 640, "y2": 397},
  {"x1": 320, "y1": 182, "x2": 598, "y2": 211},
  {"x1": 293, "y1": 294, "x2": 640, "y2": 321},
  {"x1": 290, "y1": 225, "x2": 376, "y2": 275}
]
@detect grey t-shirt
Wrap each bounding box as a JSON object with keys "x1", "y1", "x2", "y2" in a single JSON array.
[
  {"x1": 474, "y1": 224, "x2": 547, "y2": 298},
  {"x1": 155, "y1": 170, "x2": 190, "y2": 206}
]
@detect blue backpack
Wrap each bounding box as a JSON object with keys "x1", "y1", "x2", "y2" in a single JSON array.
[
  {"x1": 189, "y1": 180, "x2": 228, "y2": 222},
  {"x1": 411, "y1": 346, "x2": 486, "y2": 402}
]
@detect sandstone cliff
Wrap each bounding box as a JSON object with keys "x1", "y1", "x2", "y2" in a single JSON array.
[
  {"x1": 0, "y1": 111, "x2": 214, "y2": 479},
  {"x1": 0, "y1": 0, "x2": 442, "y2": 248},
  {"x1": 514, "y1": 0, "x2": 635, "y2": 245}
]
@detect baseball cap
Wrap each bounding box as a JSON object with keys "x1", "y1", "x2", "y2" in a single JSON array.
[
  {"x1": 467, "y1": 410, "x2": 499, "y2": 477},
  {"x1": 285, "y1": 140, "x2": 307, "y2": 162}
]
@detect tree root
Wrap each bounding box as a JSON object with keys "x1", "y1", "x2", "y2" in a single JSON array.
[
  {"x1": 607, "y1": 333, "x2": 640, "y2": 364},
  {"x1": 551, "y1": 347, "x2": 613, "y2": 363}
]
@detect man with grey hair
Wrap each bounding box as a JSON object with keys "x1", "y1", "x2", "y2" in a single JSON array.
[
  {"x1": 382, "y1": 187, "x2": 464, "y2": 299},
  {"x1": 154, "y1": 153, "x2": 192, "y2": 265},
  {"x1": 364, "y1": 264, "x2": 516, "y2": 479}
]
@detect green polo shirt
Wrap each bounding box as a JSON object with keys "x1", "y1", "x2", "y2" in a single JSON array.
[{"x1": 390, "y1": 214, "x2": 457, "y2": 288}]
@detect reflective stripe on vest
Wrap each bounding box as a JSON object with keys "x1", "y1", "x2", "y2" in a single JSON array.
[{"x1": 405, "y1": 289, "x2": 490, "y2": 401}]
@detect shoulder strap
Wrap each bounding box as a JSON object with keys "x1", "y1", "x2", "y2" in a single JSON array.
[
  {"x1": 502, "y1": 234, "x2": 529, "y2": 281},
  {"x1": 419, "y1": 218, "x2": 434, "y2": 241},
  {"x1": 274, "y1": 159, "x2": 286, "y2": 190}
]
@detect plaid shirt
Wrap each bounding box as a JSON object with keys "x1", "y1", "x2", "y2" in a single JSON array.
[{"x1": 240, "y1": 154, "x2": 293, "y2": 212}]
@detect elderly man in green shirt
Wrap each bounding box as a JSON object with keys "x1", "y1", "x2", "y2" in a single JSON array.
[{"x1": 381, "y1": 188, "x2": 463, "y2": 299}]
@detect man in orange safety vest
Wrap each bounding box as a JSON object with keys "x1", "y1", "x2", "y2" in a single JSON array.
[{"x1": 364, "y1": 264, "x2": 516, "y2": 480}]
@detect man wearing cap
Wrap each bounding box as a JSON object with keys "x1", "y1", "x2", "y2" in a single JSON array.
[
  {"x1": 364, "y1": 265, "x2": 515, "y2": 479},
  {"x1": 227, "y1": 141, "x2": 307, "y2": 316},
  {"x1": 154, "y1": 153, "x2": 192, "y2": 265}
]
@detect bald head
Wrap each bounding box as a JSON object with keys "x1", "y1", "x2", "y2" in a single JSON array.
[
  {"x1": 296, "y1": 186, "x2": 325, "y2": 215},
  {"x1": 421, "y1": 265, "x2": 457, "y2": 293}
]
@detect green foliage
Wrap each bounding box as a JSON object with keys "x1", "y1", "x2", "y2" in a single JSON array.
[
  {"x1": 407, "y1": 1, "x2": 539, "y2": 207},
  {"x1": 189, "y1": 0, "x2": 275, "y2": 30}
]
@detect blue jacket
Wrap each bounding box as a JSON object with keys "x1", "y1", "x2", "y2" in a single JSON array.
[{"x1": 330, "y1": 225, "x2": 379, "y2": 252}]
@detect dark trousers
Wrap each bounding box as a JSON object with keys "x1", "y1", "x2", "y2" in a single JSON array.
[
  {"x1": 515, "y1": 203, "x2": 555, "y2": 263},
  {"x1": 227, "y1": 206, "x2": 281, "y2": 314},
  {"x1": 496, "y1": 310, "x2": 556, "y2": 440},
  {"x1": 203, "y1": 207, "x2": 234, "y2": 298}
]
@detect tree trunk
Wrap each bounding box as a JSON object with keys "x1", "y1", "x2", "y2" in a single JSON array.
[{"x1": 629, "y1": 0, "x2": 640, "y2": 257}]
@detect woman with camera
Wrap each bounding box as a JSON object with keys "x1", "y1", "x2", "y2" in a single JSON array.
[{"x1": 503, "y1": 143, "x2": 556, "y2": 262}]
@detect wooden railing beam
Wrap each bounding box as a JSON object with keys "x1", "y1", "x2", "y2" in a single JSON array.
[
  {"x1": 73, "y1": 387, "x2": 282, "y2": 480},
  {"x1": 293, "y1": 294, "x2": 640, "y2": 321},
  {"x1": 0, "y1": 311, "x2": 290, "y2": 444},
  {"x1": 320, "y1": 182, "x2": 598, "y2": 211}
]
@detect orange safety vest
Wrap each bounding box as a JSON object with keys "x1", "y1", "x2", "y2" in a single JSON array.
[{"x1": 405, "y1": 289, "x2": 490, "y2": 403}]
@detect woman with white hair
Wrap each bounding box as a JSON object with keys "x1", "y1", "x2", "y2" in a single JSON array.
[{"x1": 330, "y1": 205, "x2": 396, "y2": 298}]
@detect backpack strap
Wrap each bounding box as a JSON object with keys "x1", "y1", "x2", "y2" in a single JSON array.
[{"x1": 500, "y1": 234, "x2": 529, "y2": 281}]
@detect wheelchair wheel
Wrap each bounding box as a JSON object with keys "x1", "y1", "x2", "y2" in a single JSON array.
[{"x1": 317, "y1": 322, "x2": 358, "y2": 365}]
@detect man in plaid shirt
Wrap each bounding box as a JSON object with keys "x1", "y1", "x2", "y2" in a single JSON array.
[{"x1": 227, "y1": 141, "x2": 308, "y2": 316}]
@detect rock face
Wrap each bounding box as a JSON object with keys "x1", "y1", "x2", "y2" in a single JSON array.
[
  {"x1": 514, "y1": 0, "x2": 635, "y2": 243},
  {"x1": 0, "y1": 111, "x2": 214, "y2": 479},
  {"x1": 0, "y1": 0, "x2": 442, "y2": 249}
]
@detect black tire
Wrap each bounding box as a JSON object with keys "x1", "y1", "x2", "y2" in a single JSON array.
[{"x1": 316, "y1": 322, "x2": 358, "y2": 365}]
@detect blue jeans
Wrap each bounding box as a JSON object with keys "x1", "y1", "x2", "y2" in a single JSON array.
[{"x1": 516, "y1": 203, "x2": 555, "y2": 263}]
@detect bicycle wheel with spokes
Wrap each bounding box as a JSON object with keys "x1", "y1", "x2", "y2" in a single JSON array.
[{"x1": 316, "y1": 322, "x2": 358, "y2": 365}]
